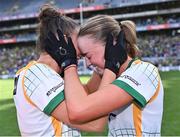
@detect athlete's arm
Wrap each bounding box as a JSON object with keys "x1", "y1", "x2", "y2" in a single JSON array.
[
  {"x1": 83, "y1": 71, "x2": 102, "y2": 94},
  {"x1": 45, "y1": 30, "x2": 132, "y2": 123},
  {"x1": 51, "y1": 101, "x2": 107, "y2": 132},
  {"x1": 64, "y1": 67, "x2": 133, "y2": 123}
]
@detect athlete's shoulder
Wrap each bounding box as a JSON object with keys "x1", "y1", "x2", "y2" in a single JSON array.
[
  {"x1": 129, "y1": 59, "x2": 158, "y2": 70},
  {"x1": 15, "y1": 61, "x2": 36, "y2": 78},
  {"x1": 123, "y1": 59, "x2": 159, "y2": 77},
  {"x1": 18, "y1": 61, "x2": 63, "y2": 95},
  {"x1": 113, "y1": 59, "x2": 162, "y2": 107},
  {"x1": 16, "y1": 61, "x2": 65, "y2": 115},
  {"x1": 24, "y1": 61, "x2": 62, "y2": 80}
]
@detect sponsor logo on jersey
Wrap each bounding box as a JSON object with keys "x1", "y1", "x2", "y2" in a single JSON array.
[
  {"x1": 121, "y1": 75, "x2": 141, "y2": 86},
  {"x1": 46, "y1": 81, "x2": 64, "y2": 96}
]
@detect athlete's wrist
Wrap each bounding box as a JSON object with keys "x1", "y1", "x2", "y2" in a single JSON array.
[
  {"x1": 103, "y1": 69, "x2": 116, "y2": 79},
  {"x1": 61, "y1": 59, "x2": 77, "y2": 70},
  {"x1": 105, "y1": 61, "x2": 120, "y2": 76},
  {"x1": 64, "y1": 64, "x2": 77, "y2": 71}
]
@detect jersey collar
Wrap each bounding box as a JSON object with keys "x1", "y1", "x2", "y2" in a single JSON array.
[{"x1": 126, "y1": 57, "x2": 139, "y2": 70}]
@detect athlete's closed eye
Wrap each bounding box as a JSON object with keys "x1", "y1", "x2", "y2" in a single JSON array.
[{"x1": 78, "y1": 53, "x2": 87, "y2": 59}]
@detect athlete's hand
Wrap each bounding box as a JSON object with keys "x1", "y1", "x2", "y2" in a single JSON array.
[
  {"x1": 104, "y1": 31, "x2": 127, "y2": 75},
  {"x1": 45, "y1": 29, "x2": 77, "y2": 70}
]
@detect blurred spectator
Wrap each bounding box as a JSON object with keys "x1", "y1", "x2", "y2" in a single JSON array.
[
  {"x1": 0, "y1": 34, "x2": 179, "y2": 76},
  {"x1": 135, "y1": 16, "x2": 180, "y2": 27},
  {"x1": 0, "y1": 46, "x2": 38, "y2": 76},
  {"x1": 138, "y1": 34, "x2": 180, "y2": 58}
]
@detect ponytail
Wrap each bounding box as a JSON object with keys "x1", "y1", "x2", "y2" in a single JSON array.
[{"x1": 120, "y1": 20, "x2": 139, "y2": 58}]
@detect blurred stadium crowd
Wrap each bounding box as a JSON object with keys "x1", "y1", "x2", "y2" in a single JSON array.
[
  {"x1": 0, "y1": 46, "x2": 37, "y2": 76},
  {"x1": 0, "y1": 0, "x2": 179, "y2": 77},
  {"x1": 0, "y1": 34, "x2": 179, "y2": 76},
  {"x1": 0, "y1": 0, "x2": 169, "y2": 16},
  {"x1": 138, "y1": 34, "x2": 179, "y2": 58}
]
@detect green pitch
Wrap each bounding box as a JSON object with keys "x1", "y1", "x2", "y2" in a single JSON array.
[{"x1": 0, "y1": 71, "x2": 180, "y2": 136}]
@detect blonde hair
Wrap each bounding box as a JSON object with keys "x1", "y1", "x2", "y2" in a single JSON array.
[
  {"x1": 121, "y1": 20, "x2": 139, "y2": 58},
  {"x1": 78, "y1": 15, "x2": 139, "y2": 58}
]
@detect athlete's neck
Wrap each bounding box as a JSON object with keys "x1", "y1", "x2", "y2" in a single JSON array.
[
  {"x1": 118, "y1": 56, "x2": 132, "y2": 76},
  {"x1": 37, "y1": 52, "x2": 61, "y2": 73}
]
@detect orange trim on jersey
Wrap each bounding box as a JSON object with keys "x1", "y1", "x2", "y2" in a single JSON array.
[
  {"x1": 133, "y1": 76, "x2": 160, "y2": 136},
  {"x1": 148, "y1": 79, "x2": 161, "y2": 103},
  {"x1": 22, "y1": 73, "x2": 37, "y2": 107},
  {"x1": 133, "y1": 104, "x2": 142, "y2": 136},
  {"x1": 20, "y1": 61, "x2": 62, "y2": 135},
  {"x1": 16, "y1": 61, "x2": 37, "y2": 75},
  {"x1": 21, "y1": 61, "x2": 37, "y2": 107},
  {"x1": 51, "y1": 117, "x2": 62, "y2": 137},
  {"x1": 16, "y1": 67, "x2": 25, "y2": 75},
  {"x1": 134, "y1": 60, "x2": 141, "y2": 64}
]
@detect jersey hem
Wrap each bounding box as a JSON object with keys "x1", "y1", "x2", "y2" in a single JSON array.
[
  {"x1": 43, "y1": 91, "x2": 65, "y2": 115},
  {"x1": 112, "y1": 80, "x2": 146, "y2": 107}
]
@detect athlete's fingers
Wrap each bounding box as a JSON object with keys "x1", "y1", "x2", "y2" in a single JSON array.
[
  {"x1": 117, "y1": 31, "x2": 126, "y2": 49},
  {"x1": 44, "y1": 42, "x2": 54, "y2": 55},
  {"x1": 67, "y1": 37, "x2": 73, "y2": 47},
  {"x1": 45, "y1": 37, "x2": 58, "y2": 51},
  {"x1": 57, "y1": 29, "x2": 67, "y2": 45},
  {"x1": 106, "y1": 33, "x2": 113, "y2": 48},
  {"x1": 47, "y1": 31, "x2": 58, "y2": 45},
  {"x1": 105, "y1": 33, "x2": 113, "y2": 59}
]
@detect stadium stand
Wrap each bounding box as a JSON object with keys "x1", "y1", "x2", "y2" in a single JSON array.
[
  {"x1": 0, "y1": 0, "x2": 179, "y2": 78},
  {"x1": 0, "y1": 45, "x2": 37, "y2": 78},
  {"x1": 55, "y1": 0, "x2": 82, "y2": 9},
  {"x1": 138, "y1": 34, "x2": 180, "y2": 58}
]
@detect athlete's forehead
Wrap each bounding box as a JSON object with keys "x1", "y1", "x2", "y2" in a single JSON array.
[{"x1": 77, "y1": 35, "x2": 103, "y2": 55}]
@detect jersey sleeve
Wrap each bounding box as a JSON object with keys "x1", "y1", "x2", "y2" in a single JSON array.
[
  {"x1": 112, "y1": 62, "x2": 160, "y2": 108},
  {"x1": 23, "y1": 63, "x2": 65, "y2": 115}
]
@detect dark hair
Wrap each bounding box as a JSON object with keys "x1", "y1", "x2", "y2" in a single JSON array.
[{"x1": 37, "y1": 4, "x2": 79, "y2": 52}]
